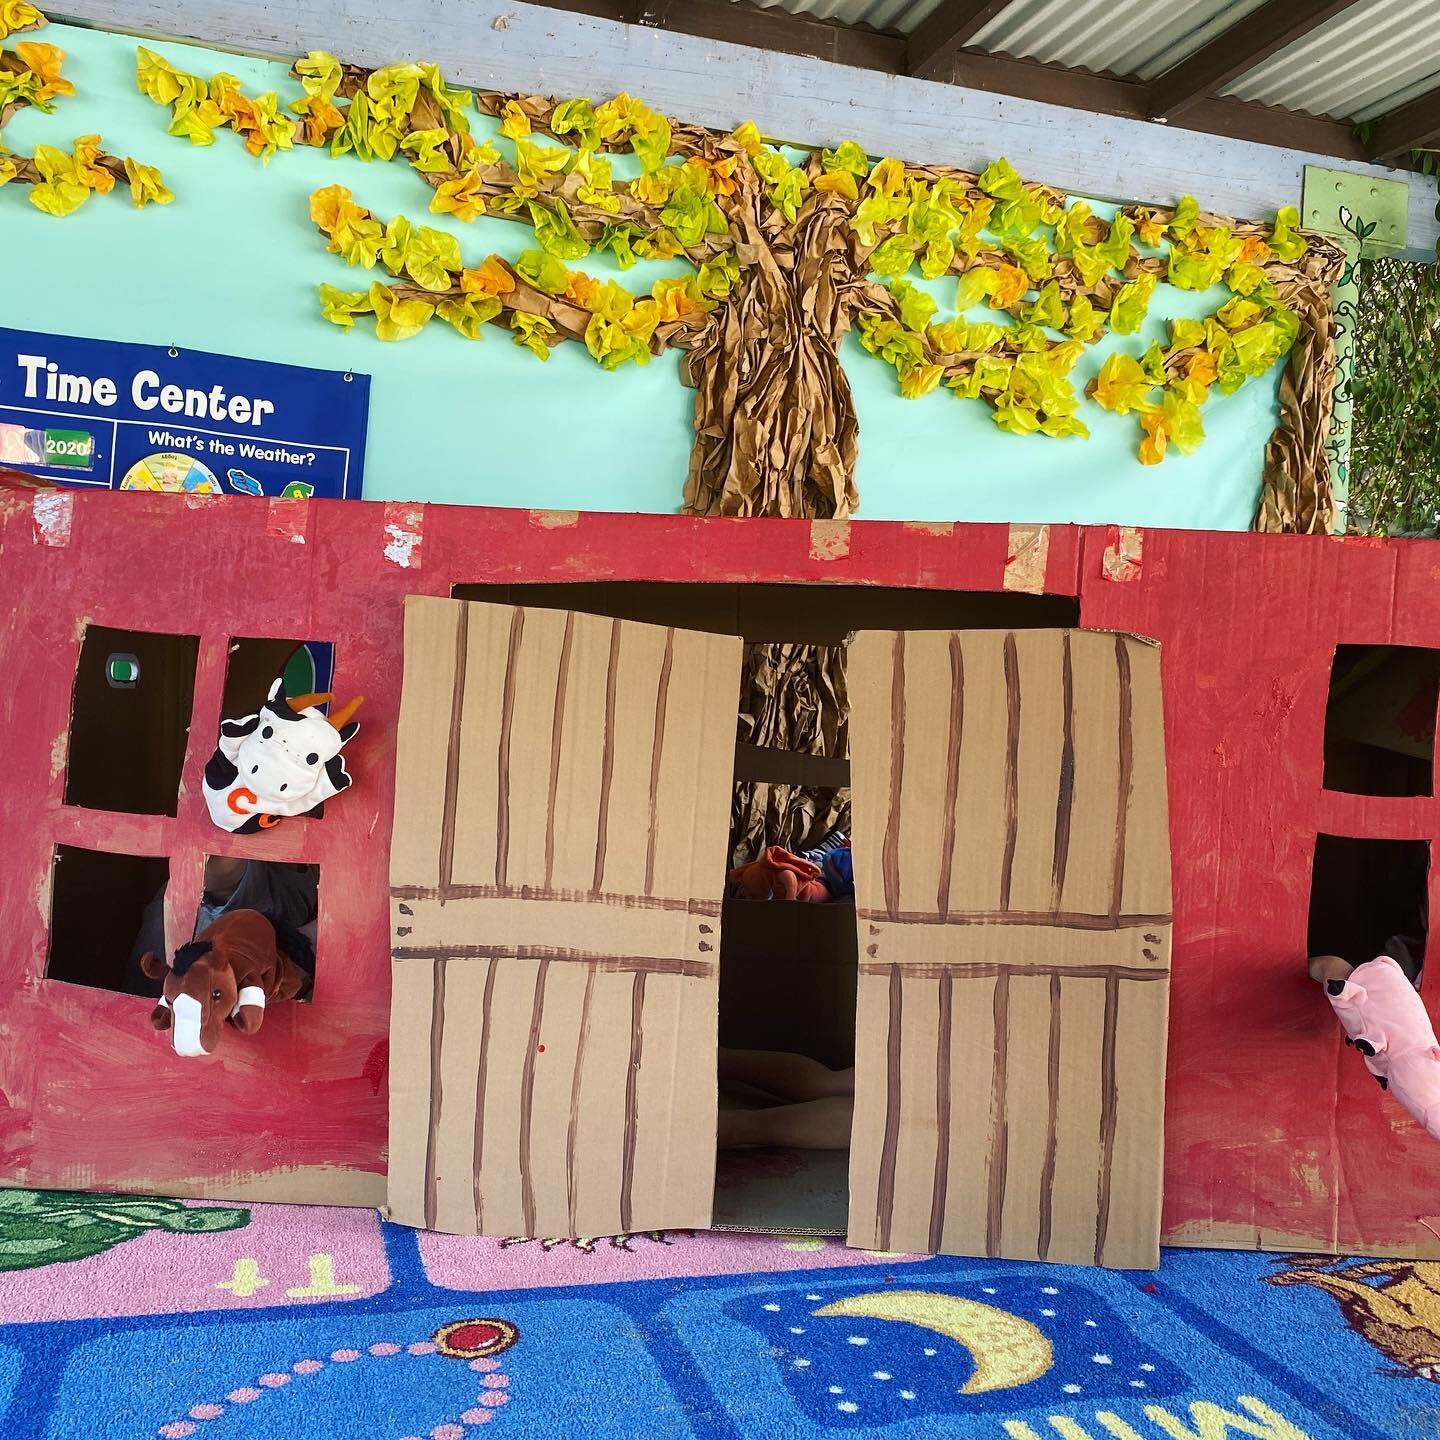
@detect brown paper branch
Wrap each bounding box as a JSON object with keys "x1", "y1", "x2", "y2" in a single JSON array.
[
  {"x1": 738, "y1": 642, "x2": 849, "y2": 757},
  {"x1": 730, "y1": 782, "x2": 851, "y2": 870}
]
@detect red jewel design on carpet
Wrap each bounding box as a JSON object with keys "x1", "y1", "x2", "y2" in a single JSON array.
[{"x1": 434, "y1": 1318, "x2": 521, "y2": 1359}]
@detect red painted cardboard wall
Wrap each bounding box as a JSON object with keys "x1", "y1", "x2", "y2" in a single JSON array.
[{"x1": 2, "y1": 489, "x2": 1436, "y2": 1252}]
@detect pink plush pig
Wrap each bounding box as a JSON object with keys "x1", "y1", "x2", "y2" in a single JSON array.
[{"x1": 1312, "y1": 953, "x2": 1440, "y2": 1141}]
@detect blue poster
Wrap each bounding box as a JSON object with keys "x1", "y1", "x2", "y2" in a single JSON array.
[{"x1": 0, "y1": 327, "x2": 369, "y2": 500}]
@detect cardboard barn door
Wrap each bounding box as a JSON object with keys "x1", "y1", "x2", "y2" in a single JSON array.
[
  {"x1": 386, "y1": 597, "x2": 740, "y2": 1238},
  {"x1": 846, "y1": 629, "x2": 1172, "y2": 1268}
]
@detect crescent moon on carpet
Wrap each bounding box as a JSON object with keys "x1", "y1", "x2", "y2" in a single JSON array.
[{"x1": 812, "y1": 1290, "x2": 1054, "y2": 1394}]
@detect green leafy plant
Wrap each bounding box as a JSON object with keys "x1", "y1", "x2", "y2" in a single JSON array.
[{"x1": 1348, "y1": 256, "x2": 1440, "y2": 536}]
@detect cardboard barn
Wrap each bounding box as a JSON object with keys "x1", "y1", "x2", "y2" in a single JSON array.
[{"x1": 3, "y1": 485, "x2": 1437, "y2": 1269}]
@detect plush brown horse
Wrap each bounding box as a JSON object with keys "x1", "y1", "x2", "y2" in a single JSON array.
[{"x1": 140, "y1": 909, "x2": 313, "y2": 1057}]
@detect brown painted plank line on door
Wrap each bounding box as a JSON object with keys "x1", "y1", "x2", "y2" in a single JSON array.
[
  {"x1": 1037, "y1": 972, "x2": 1063, "y2": 1260},
  {"x1": 928, "y1": 972, "x2": 954, "y2": 1254},
  {"x1": 494, "y1": 608, "x2": 527, "y2": 889},
  {"x1": 857, "y1": 907, "x2": 1171, "y2": 931},
  {"x1": 1052, "y1": 632, "x2": 1075, "y2": 911},
  {"x1": 391, "y1": 883, "x2": 722, "y2": 916},
  {"x1": 882, "y1": 633, "x2": 906, "y2": 921},
  {"x1": 1094, "y1": 970, "x2": 1121, "y2": 1264},
  {"x1": 437, "y1": 604, "x2": 471, "y2": 892},
  {"x1": 1110, "y1": 636, "x2": 1134, "y2": 920},
  {"x1": 985, "y1": 968, "x2": 1011, "y2": 1256},
  {"x1": 859, "y1": 960, "x2": 1168, "y2": 983},
  {"x1": 937, "y1": 635, "x2": 964, "y2": 918},
  {"x1": 619, "y1": 969, "x2": 648, "y2": 1233},
  {"x1": 644, "y1": 628, "x2": 675, "y2": 898},
  {"x1": 472, "y1": 956, "x2": 499, "y2": 1233},
  {"x1": 518, "y1": 957, "x2": 551, "y2": 1239},
  {"x1": 394, "y1": 944, "x2": 713, "y2": 978},
  {"x1": 999, "y1": 632, "x2": 1021, "y2": 912},
  {"x1": 875, "y1": 963, "x2": 904, "y2": 1250},
  {"x1": 592, "y1": 619, "x2": 623, "y2": 894},
  {"x1": 566, "y1": 967, "x2": 596, "y2": 1235},
  {"x1": 423, "y1": 958, "x2": 448, "y2": 1232},
  {"x1": 544, "y1": 613, "x2": 576, "y2": 890}
]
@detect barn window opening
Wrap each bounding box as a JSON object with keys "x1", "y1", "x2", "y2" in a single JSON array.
[
  {"x1": 46, "y1": 844, "x2": 169, "y2": 995},
  {"x1": 450, "y1": 580, "x2": 1080, "y2": 1236},
  {"x1": 222, "y1": 638, "x2": 336, "y2": 720},
  {"x1": 200, "y1": 857, "x2": 320, "y2": 1003},
  {"x1": 1323, "y1": 644, "x2": 1440, "y2": 797},
  {"x1": 1308, "y1": 834, "x2": 1430, "y2": 984},
  {"x1": 64, "y1": 626, "x2": 199, "y2": 816},
  {"x1": 221, "y1": 639, "x2": 338, "y2": 821}
]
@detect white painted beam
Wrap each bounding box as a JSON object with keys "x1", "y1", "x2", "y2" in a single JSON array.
[{"x1": 52, "y1": 0, "x2": 1438, "y2": 259}]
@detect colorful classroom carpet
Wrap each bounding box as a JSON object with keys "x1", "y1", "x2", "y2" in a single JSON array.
[{"x1": 0, "y1": 1187, "x2": 1432, "y2": 1439}]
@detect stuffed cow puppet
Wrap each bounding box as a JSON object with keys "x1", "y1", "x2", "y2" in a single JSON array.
[
  {"x1": 203, "y1": 676, "x2": 362, "y2": 834},
  {"x1": 140, "y1": 909, "x2": 313, "y2": 1058}
]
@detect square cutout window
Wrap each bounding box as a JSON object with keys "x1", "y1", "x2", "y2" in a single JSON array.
[
  {"x1": 1324, "y1": 645, "x2": 1440, "y2": 797},
  {"x1": 195, "y1": 857, "x2": 320, "y2": 1003},
  {"x1": 1308, "y1": 833, "x2": 1429, "y2": 981},
  {"x1": 222, "y1": 638, "x2": 336, "y2": 720},
  {"x1": 47, "y1": 845, "x2": 169, "y2": 995},
  {"x1": 64, "y1": 626, "x2": 199, "y2": 816}
]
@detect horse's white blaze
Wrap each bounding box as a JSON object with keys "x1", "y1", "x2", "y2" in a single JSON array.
[
  {"x1": 232, "y1": 985, "x2": 266, "y2": 1016},
  {"x1": 171, "y1": 994, "x2": 207, "y2": 1057}
]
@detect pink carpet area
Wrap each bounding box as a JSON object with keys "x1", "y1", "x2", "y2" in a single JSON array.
[{"x1": 0, "y1": 1185, "x2": 1432, "y2": 1438}]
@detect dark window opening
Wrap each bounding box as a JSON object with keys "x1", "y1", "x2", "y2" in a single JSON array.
[
  {"x1": 117, "y1": 858, "x2": 321, "y2": 1003},
  {"x1": 47, "y1": 845, "x2": 169, "y2": 995},
  {"x1": 222, "y1": 638, "x2": 336, "y2": 721},
  {"x1": 64, "y1": 627, "x2": 198, "y2": 816},
  {"x1": 450, "y1": 580, "x2": 1080, "y2": 642},
  {"x1": 1308, "y1": 833, "x2": 1429, "y2": 983},
  {"x1": 1323, "y1": 644, "x2": 1440, "y2": 797}
]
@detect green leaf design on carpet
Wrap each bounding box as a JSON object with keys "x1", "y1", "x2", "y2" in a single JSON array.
[{"x1": 0, "y1": 1189, "x2": 250, "y2": 1270}]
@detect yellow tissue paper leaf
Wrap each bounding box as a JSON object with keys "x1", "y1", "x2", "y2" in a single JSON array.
[
  {"x1": 813, "y1": 169, "x2": 859, "y2": 201},
  {"x1": 730, "y1": 121, "x2": 762, "y2": 155},
  {"x1": 461, "y1": 255, "x2": 517, "y2": 297},
  {"x1": 1090, "y1": 353, "x2": 1157, "y2": 415},
  {"x1": 438, "y1": 294, "x2": 502, "y2": 339},
  {"x1": 14, "y1": 42, "x2": 73, "y2": 105},
  {"x1": 898, "y1": 363, "x2": 943, "y2": 399},
  {"x1": 123, "y1": 157, "x2": 173, "y2": 207},
  {"x1": 510, "y1": 310, "x2": 557, "y2": 359},
  {"x1": 499, "y1": 100, "x2": 531, "y2": 139},
  {"x1": 318, "y1": 284, "x2": 373, "y2": 329},
  {"x1": 369, "y1": 282, "x2": 435, "y2": 341},
  {"x1": 0, "y1": 1, "x2": 45, "y2": 40},
  {"x1": 431, "y1": 168, "x2": 488, "y2": 221},
  {"x1": 294, "y1": 51, "x2": 342, "y2": 100},
  {"x1": 990, "y1": 263, "x2": 1028, "y2": 309}
]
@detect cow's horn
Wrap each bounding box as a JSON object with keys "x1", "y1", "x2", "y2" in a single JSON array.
[
  {"x1": 328, "y1": 695, "x2": 364, "y2": 730},
  {"x1": 287, "y1": 692, "x2": 332, "y2": 714}
]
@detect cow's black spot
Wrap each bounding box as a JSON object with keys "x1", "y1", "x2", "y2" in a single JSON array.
[
  {"x1": 251, "y1": 765, "x2": 258, "y2": 774},
  {"x1": 262, "y1": 725, "x2": 273, "y2": 739},
  {"x1": 305, "y1": 752, "x2": 319, "y2": 766},
  {"x1": 205, "y1": 752, "x2": 238, "y2": 789},
  {"x1": 279, "y1": 783, "x2": 288, "y2": 793}
]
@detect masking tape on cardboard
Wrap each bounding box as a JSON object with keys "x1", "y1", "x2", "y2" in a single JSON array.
[
  {"x1": 1003, "y1": 523, "x2": 1050, "y2": 593},
  {"x1": 1102, "y1": 525, "x2": 1144, "y2": 582}
]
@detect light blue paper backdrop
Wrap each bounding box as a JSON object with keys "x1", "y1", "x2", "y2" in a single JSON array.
[{"x1": 0, "y1": 24, "x2": 1284, "y2": 526}]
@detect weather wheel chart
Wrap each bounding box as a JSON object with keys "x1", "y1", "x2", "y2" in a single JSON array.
[{"x1": 0, "y1": 1188, "x2": 1422, "y2": 1439}]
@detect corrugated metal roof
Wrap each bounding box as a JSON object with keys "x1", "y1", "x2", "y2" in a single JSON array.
[
  {"x1": 1220, "y1": 0, "x2": 1440, "y2": 122},
  {"x1": 733, "y1": 0, "x2": 1440, "y2": 124},
  {"x1": 967, "y1": 0, "x2": 1270, "y2": 80}
]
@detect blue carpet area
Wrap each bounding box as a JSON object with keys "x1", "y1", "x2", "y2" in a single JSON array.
[{"x1": 0, "y1": 1200, "x2": 1433, "y2": 1439}]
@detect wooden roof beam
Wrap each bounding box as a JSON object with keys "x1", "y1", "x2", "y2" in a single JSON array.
[
  {"x1": 1146, "y1": 0, "x2": 1364, "y2": 124},
  {"x1": 1366, "y1": 85, "x2": 1440, "y2": 162},
  {"x1": 905, "y1": 0, "x2": 1013, "y2": 80}
]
